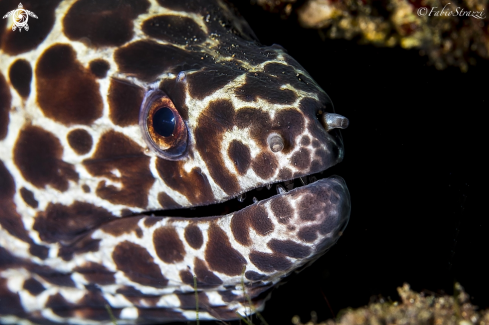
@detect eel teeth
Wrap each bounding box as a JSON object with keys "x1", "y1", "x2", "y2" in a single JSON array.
[
  {"x1": 237, "y1": 193, "x2": 246, "y2": 202},
  {"x1": 276, "y1": 184, "x2": 287, "y2": 194}
]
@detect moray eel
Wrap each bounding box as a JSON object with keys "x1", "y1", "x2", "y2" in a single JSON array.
[{"x1": 0, "y1": 0, "x2": 350, "y2": 323}]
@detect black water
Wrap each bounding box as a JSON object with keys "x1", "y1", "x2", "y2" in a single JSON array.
[{"x1": 223, "y1": 2, "x2": 487, "y2": 324}]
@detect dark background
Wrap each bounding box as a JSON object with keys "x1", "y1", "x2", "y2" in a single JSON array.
[{"x1": 223, "y1": 1, "x2": 487, "y2": 324}]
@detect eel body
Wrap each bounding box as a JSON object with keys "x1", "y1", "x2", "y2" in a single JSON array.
[{"x1": 0, "y1": 0, "x2": 350, "y2": 323}]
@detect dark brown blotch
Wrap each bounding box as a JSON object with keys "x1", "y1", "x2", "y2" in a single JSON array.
[
  {"x1": 245, "y1": 270, "x2": 268, "y2": 281},
  {"x1": 0, "y1": 160, "x2": 14, "y2": 201},
  {"x1": 36, "y1": 44, "x2": 103, "y2": 125},
  {"x1": 187, "y1": 66, "x2": 243, "y2": 100},
  {"x1": 230, "y1": 208, "x2": 251, "y2": 246},
  {"x1": 115, "y1": 40, "x2": 208, "y2": 81},
  {"x1": 29, "y1": 244, "x2": 49, "y2": 260},
  {"x1": 194, "y1": 258, "x2": 223, "y2": 287},
  {"x1": 45, "y1": 293, "x2": 74, "y2": 318},
  {"x1": 112, "y1": 241, "x2": 168, "y2": 288},
  {"x1": 135, "y1": 228, "x2": 143, "y2": 238},
  {"x1": 299, "y1": 193, "x2": 324, "y2": 221},
  {"x1": 235, "y1": 72, "x2": 297, "y2": 105},
  {"x1": 63, "y1": 0, "x2": 149, "y2": 47},
  {"x1": 175, "y1": 290, "x2": 210, "y2": 311},
  {"x1": 120, "y1": 209, "x2": 133, "y2": 217},
  {"x1": 158, "y1": 192, "x2": 181, "y2": 209},
  {"x1": 23, "y1": 278, "x2": 45, "y2": 296},
  {"x1": 250, "y1": 205, "x2": 274, "y2": 236},
  {"x1": 235, "y1": 107, "x2": 267, "y2": 130},
  {"x1": 270, "y1": 196, "x2": 294, "y2": 224},
  {"x1": 116, "y1": 285, "x2": 144, "y2": 297},
  {"x1": 142, "y1": 15, "x2": 206, "y2": 45},
  {"x1": 291, "y1": 148, "x2": 311, "y2": 170},
  {"x1": 89, "y1": 59, "x2": 110, "y2": 78},
  {"x1": 156, "y1": 160, "x2": 215, "y2": 206},
  {"x1": 58, "y1": 237, "x2": 101, "y2": 261},
  {"x1": 74, "y1": 262, "x2": 116, "y2": 285},
  {"x1": 144, "y1": 216, "x2": 162, "y2": 228},
  {"x1": 301, "y1": 136, "x2": 311, "y2": 146},
  {"x1": 310, "y1": 159, "x2": 323, "y2": 173},
  {"x1": 267, "y1": 239, "x2": 311, "y2": 259},
  {"x1": 108, "y1": 78, "x2": 144, "y2": 127},
  {"x1": 153, "y1": 227, "x2": 185, "y2": 264},
  {"x1": 9, "y1": 59, "x2": 32, "y2": 98},
  {"x1": 235, "y1": 107, "x2": 271, "y2": 149},
  {"x1": 194, "y1": 99, "x2": 239, "y2": 195},
  {"x1": 218, "y1": 289, "x2": 238, "y2": 303},
  {"x1": 184, "y1": 224, "x2": 203, "y2": 249},
  {"x1": 0, "y1": 246, "x2": 18, "y2": 269},
  {"x1": 99, "y1": 216, "x2": 143, "y2": 237},
  {"x1": 251, "y1": 152, "x2": 278, "y2": 180},
  {"x1": 20, "y1": 187, "x2": 38, "y2": 208},
  {"x1": 278, "y1": 168, "x2": 292, "y2": 180},
  {"x1": 83, "y1": 131, "x2": 154, "y2": 208},
  {"x1": 205, "y1": 224, "x2": 246, "y2": 276},
  {"x1": 33, "y1": 201, "x2": 116, "y2": 244},
  {"x1": 179, "y1": 269, "x2": 194, "y2": 286},
  {"x1": 77, "y1": 292, "x2": 122, "y2": 321},
  {"x1": 116, "y1": 286, "x2": 161, "y2": 308},
  {"x1": 67, "y1": 129, "x2": 93, "y2": 155},
  {"x1": 37, "y1": 269, "x2": 76, "y2": 288},
  {"x1": 14, "y1": 125, "x2": 78, "y2": 191},
  {"x1": 0, "y1": 163, "x2": 47, "y2": 255},
  {"x1": 228, "y1": 140, "x2": 251, "y2": 175},
  {"x1": 0, "y1": 72, "x2": 11, "y2": 140},
  {"x1": 231, "y1": 204, "x2": 273, "y2": 246},
  {"x1": 297, "y1": 226, "x2": 318, "y2": 242},
  {"x1": 249, "y1": 251, "x2": 291, "y2": 272}
]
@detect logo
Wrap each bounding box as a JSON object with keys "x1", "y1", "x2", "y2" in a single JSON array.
[{"x1": 2, "y1": 3, "x2": 38, "y2": 32}]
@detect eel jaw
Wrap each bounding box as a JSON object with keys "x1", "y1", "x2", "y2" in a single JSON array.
[
  {"x1": 211, "y1": 175, "x2": 350, "y2": 319},
  {"x1": 231, "y1": 175, "x2": 351, "y2": 264},
  {"x1": 89, "y1": 175, "x2": 350, "y2": 321}
]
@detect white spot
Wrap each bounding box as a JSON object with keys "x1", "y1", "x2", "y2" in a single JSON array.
[
  {"x1": 120, "y1": 307, "x2": 138, "y2": 319},
  {"x1": 110, "y1": 169, "x2": 121, "y2": 178}
]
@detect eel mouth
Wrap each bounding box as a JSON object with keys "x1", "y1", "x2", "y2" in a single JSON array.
[{"x1": 147, "y1": 164, "x2": 347, "y2": 219}]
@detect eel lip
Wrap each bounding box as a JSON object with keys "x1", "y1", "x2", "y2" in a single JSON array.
[{"x1": 239, "y1": 175, "x2": 350, "y2": 257}]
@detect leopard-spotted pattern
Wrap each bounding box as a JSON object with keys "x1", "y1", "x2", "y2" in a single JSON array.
[{"x1": 0, "y1": 0, "x2": 351, "y2": 323}]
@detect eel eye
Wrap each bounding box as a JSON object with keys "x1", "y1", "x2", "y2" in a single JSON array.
[
  {"x1": 153, "y1": 107, "x2": 175, "y2": 137},
  {"x1": 140, "y1": 89, "x2": 188, "y2": 160}
]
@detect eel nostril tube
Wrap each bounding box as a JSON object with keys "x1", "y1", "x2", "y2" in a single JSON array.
[
  {"x1": 321, "y1": 113, "x2": 349, "y2": 131},
  {"x1": 267, "y1": 133, "x2": 284, "y2": 152}
]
